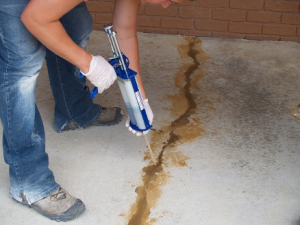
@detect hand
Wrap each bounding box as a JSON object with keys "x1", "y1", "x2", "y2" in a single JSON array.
[
  {"x1": 125, "y1": 99, "x2": 153, "y2": 136},
  {"x1": 81, "y1": 55, "x2": 117, "y2": 94}
]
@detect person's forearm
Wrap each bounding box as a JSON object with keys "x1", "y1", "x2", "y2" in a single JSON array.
[
  {"x1": 112, "y1": 0, "x2": 146, "y2": 99},
  {"x1": 21, "y1": 0, "x2": 91, "y2": 73},
  {"x1": 117, "y1": 35, "x2": 147, "y2": 99}
]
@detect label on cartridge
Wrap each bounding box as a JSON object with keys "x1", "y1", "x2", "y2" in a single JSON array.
[{"x1": 135, "y1": 91, "x2": 145, "y2": 111}]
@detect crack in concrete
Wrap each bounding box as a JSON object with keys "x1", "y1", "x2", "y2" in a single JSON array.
[{"x1": 127, "y1": 37, "x2": 205, "y2": 225}]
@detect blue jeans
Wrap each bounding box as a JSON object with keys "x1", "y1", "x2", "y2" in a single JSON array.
[
  {"x1": 0, "y1": 1, "x2": 99, "y2": 204},
  {"x1": 46, "y1": 3, "x2": 101, "y2": 132}
]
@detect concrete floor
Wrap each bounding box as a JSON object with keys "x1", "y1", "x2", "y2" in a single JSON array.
[{"x1": 0, "y1": 30, "x2": 300, "y2": 225}]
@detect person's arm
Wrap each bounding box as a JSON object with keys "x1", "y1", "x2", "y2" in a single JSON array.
[
  {"x1": 113, "y1": 0, "x2": 153, "y2": 135},
  {"x1": 21, "y1": 0, "x2": 116, "y2": 93},
  {"x1": 112, "y1": 0, "x2": 147, "y2": 99},
  {"x1": 21, "y1": 0, "x2": 91, "y2": 73}
]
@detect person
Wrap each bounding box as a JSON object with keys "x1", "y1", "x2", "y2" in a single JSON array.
[
  {"x1": 0, "y1": 1, "x2": 122, "y2": 222},
  {"x1": 0, "y1": 0, "x2": 185, "y2": 222}
]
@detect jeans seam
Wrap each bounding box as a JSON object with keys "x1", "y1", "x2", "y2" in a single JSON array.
[
  {"x1": 14, "y1": 161, "x2": 23, "y2": 193},
  {"x1": 2, "y1": 26, "x2": 25, "y2": 193},
  {"x1": 4, "y1": 73, "x2": 24, "y2": 193},
  {"x1": 55, "y1": 55, "x2": 76, "y2": 125}
]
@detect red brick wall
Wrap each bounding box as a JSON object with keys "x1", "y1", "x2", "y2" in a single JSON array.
[{"x1": 87, "y1": 0, "x2": 300, "y2": 42}]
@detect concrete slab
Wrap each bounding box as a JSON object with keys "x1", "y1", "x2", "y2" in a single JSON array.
[{"x1": 0, "y1": 30, "x2": 300, "y2": 225}]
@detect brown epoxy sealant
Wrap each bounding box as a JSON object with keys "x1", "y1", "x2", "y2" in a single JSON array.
[
  {"x1": 127, "y1": 37, "x2": 209, "y2": 225},
  {"x1": 291, "y1": 102, "x2": 300, "y2": 120}
]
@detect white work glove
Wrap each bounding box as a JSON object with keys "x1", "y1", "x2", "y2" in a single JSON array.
[
  {"x1": 125, "y1": 99, "x2": 153, "y2": 136},
  {"x1": 80, "y1": 55, "x2": 117, "y2": 94}
]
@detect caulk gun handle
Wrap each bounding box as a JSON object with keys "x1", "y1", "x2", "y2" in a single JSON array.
[
  {"x1": 90, "y1": 87, "x2": 98, "y2": 99},
  {"x1": 79, "y1": 73, "x2": 98, "y2": 99}
]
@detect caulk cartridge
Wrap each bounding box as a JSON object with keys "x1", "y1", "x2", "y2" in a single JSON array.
[
  {"x1": 104, "y1": 23, "x2": 152, "y2": 132},
  {"x1": 113, "y1": 55, "x2": 152, "y2": 132}
]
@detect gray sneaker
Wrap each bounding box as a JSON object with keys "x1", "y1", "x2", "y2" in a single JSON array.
[
  {"x1": 13, "y1": 188, "x2": 85, "y2": 222},
  {"x1": 92, "y1": 107, "x2": 123, "y2": 126},
  {"x1": 61, "y1": 107, "x2": 123, "y2": 132}
]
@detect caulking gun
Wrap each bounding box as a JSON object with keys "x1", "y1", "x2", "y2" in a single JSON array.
[
  {"x1": 103, "y1": 23, "x2": 152, "y2": 133},
  {"x1": 81, "y1": 23, "x2": 156, "y2": 163},
  {"x1": 83, "y1": 23, "x2": 152, "y2": 133}
]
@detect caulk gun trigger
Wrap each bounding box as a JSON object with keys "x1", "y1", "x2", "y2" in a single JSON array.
[{"x1": 90, "y1": 87, "x2": 98, "y2": 99}]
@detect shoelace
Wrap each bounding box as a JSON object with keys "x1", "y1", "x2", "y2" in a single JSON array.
[{"x1": 50, "y1": 188, "x2": 66, "y2": 201}]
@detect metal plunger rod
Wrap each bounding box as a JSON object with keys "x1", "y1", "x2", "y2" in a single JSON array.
[
  {"x1": 104, "y1": 24, "x2": 117, "y2": 57},
  {"x1": 104, "y1": 24, "x2": 127, "y2": 72}
]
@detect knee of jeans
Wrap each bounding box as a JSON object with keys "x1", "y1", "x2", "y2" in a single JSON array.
[
  {"x1": 18, "y1": 73, "x2": 38, "y2": 95},
  {"x1": 1, "y1": 68, "x2": 39, "y2": 106}
]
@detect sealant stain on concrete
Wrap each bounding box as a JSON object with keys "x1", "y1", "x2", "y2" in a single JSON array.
[
  {"x1": 126, "y1": 37, "x2": 209, "y2": 225},
  {"x1": 291, "y1": 102, "x2": 300, "y2": 120}
]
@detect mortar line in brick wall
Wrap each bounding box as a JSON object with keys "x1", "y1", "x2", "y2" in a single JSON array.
[
  {"x1": 192, "y1": 20, "x2": 194, "y2": 32},
  {"x1": 159, "y1": 17, "x2": 161, "y2": 29},
  {"x1": 226, "y1": 21, "x2": 229, "y2": 33}
]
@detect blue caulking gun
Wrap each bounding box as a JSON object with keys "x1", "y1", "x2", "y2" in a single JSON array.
[
  {"x1": 103, "y1": 23, "x2": 152, "y2": 133},
  {"x1": 86, "y1": 23, "x2": 152, "y2": 133},
  {"x1": 86, "y1": 23, "x2": 155, "y2": 163}
]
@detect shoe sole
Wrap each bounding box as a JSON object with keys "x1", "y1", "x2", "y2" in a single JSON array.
[{"x1": 13, "y1": 198, "x2": 85, "y2": 222}]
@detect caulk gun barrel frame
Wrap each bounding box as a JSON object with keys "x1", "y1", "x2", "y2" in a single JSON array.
[{"x1": 104, "y1": 23, "x2": 127, "y2": 73}]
